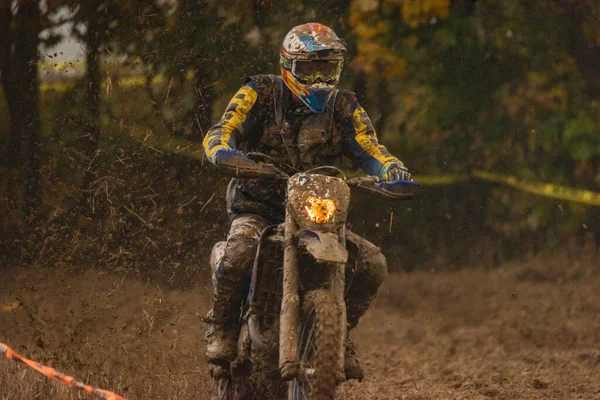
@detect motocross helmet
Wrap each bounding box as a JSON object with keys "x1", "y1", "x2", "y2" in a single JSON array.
[{"x1": 280, "y1": 23, "x2": 346, "y2": 113}]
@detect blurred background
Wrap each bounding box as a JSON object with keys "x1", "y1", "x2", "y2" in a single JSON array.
[
  {"x1": 1, "y1": 0, "x2": 599, "y2": 277},
  {"x1": 2, "y1": 2, "x2": 600, "y2": 398}
]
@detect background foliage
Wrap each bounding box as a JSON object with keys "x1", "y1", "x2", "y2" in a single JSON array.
[{"x1": 1, "y1": 0, "x2": 599, "y2": 272}]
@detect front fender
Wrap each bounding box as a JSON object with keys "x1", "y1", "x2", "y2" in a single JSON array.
[{"x1": 295, "y1": 230, "x2": 348, "y2": 264}]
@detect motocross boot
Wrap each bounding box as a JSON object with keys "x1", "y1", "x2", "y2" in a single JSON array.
[
  {"x1": 205, "y1": 260, "x2": 243, "y2": 362},
  {"x1": 205, "y1": 215, "x2": 268, "y2": 363},
  {"x1": 344, "y1": 337, "x2": 364, "y2": 381},
  {"x1": 204, "y1": 312, "x2": 239, "y2": 362}
]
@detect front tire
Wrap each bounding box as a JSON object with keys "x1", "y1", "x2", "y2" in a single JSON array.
[{"x1": 288, "y1": 289, "x2": 341, "y2": 400}]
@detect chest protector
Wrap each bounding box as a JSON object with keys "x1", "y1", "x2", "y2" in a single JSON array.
[
  {"x1": 254, "y1": 74, "x2": 340, "y2": 171},
  {"x1": 227, "y1": 74, "x2": 342, "y2": 222}
]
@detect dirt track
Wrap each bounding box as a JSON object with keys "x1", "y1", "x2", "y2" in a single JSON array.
[{"x1": 1, "y1": 255, "x2": 599, "y2": 399}]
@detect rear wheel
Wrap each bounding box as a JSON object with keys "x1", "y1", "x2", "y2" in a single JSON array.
[{"x1": 288, "y1": 289, "x2": 341, "y2": 400}]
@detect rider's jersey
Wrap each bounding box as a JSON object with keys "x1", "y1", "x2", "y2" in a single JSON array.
[{"x1": 203, "y1": 74, "x2": 403, "y2": 221}]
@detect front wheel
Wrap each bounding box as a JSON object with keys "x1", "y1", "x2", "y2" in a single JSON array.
[
  {"x1": 211, "y1": 376, "x2": 233, "y2": 400},
  {"x1": 210, "y1": 370, "x2": 253, "y2": 400},
  {"x1": 288, "y1": 289, "x2": 342, "y2": 400}
]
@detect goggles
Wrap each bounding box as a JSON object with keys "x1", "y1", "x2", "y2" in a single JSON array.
[{"x1": 292, "y1": 59, "x2": 342, "y2": 84}]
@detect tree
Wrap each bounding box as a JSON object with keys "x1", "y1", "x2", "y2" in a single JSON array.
[{"x1": 1, "y1": 0, "x2": 43, "y2": 234}]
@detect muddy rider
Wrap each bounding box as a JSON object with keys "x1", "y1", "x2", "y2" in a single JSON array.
[{"x1": 202, "y1": 22, "x2": 411, "y2": 380}]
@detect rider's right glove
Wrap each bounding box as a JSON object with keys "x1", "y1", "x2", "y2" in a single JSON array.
[
  {"x1": 214, "y1": 149, "x2": 257, "y2": 168},
  {"x1": 214, "y1": 148, "x2": 286, "y2": 179},
  {"x1": 380, "y1": 162, "x2": 412, "y2": 182}
]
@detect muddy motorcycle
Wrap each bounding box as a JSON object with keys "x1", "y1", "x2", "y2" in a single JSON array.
[{"x1": 209, "y1": 154, "x2": 417, "y2": 400}]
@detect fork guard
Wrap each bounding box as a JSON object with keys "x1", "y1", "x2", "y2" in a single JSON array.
[{"x1": 295, "y1": 229, "x2": 348, "y2": 264}]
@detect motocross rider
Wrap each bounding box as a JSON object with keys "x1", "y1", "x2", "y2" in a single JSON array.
[{"x1": 202, "y1": 22, "x2": 411, "y2": 380}]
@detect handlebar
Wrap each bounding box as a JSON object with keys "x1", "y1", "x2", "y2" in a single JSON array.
[
  {"x1": 346, "y1": 176, "x2": 419, "y2": 200},
  {"x1": 217, "y1": 161, "x2": 289, "y2": 180},
  {"x1": 217, "y1": 152, "x2": 418, "y2": 200},
  {"x1": 217, "y1": 151, "x2": 290, "y2": 180}
]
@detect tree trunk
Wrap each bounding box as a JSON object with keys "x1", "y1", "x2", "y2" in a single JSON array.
[
  {"x1": 80, "y1": 2, "x2": 102, "y2": 204},
  {"x1": 0, "y1": 0, "x2": 13, "y2": 94},
  {"x1": 0, "y1": 1, "x2": 10, "y2": 66},
  {"x1": 12, "y1": 0, "x2": 42, "y2": 233},
  {"x1": 0, "y1": 0, "x2": 19, "y2": 167}
]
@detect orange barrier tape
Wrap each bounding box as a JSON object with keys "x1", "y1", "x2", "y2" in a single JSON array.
[{"x1": 0, "y1": 342, "x2": 127, "y2": 400}]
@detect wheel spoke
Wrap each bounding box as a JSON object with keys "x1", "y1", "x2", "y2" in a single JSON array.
[
  {"x1": 301, "y1": 310, "x2": 317, "y2": 363},
  {"x1": 289, "y1": 290, "x2": 338, "y2": 400},
  {"x1": 299, "y1": 382, "x2": 309, "y2": 399}
]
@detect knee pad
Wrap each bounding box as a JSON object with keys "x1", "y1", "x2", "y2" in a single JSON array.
[{"x1": 214, "y1": 236, "x2": 258, "y2": 282}]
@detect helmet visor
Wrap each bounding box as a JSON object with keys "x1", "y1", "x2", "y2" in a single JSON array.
[{"x1": 292, "y1": 59, "x2": 341, "y2": 84}]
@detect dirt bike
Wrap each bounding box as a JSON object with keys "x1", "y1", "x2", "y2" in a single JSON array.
[{"x1": 209, "y1": 153, "x2": 418, "y2": 400}]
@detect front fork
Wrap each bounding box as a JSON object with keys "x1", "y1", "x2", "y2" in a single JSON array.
[
  {"x1": 278, "y1": 209, "x2": 347, "y2": 381},
  {"x1": 332, "y1": 226, "x2": 347, "y2": 381},
  {"x1": 279, "y1": 210, "x2": 300, "y2": 379}
]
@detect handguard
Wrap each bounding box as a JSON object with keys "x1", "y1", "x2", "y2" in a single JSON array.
[
  {"x1": 346, "y1": 176, "x2": 419, "y2": 200},
  {"x1": 216, "y1": 150, "x2": 289, "y2": 180},
  {"x1": 217, "y1": 161, "x2": 289, "y2": 180}
]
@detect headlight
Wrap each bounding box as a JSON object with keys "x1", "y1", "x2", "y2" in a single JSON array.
[
  {"x1": 304, "y1": 196, "x2": 336, "y2": 224},
  {"x1": 287, "y1": 173, "x2": 350, "y2": 230}
]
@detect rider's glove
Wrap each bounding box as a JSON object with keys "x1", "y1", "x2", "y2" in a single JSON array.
[
  {"x1": 380, "y1": 162, "x2": 412, "y2": 182},
  {"x1": 214, "y1": 148, "x2": 286, "y2": 179},
  {"x1": 214, "y1": 149, "x2": 257, "y2": 168}
]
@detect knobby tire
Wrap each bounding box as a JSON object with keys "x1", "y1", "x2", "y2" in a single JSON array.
[{"x1": 289, "y1": 289, "x2": 341, "y2": 400}]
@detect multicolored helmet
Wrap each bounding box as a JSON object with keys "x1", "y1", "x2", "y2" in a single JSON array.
[{"x1": 280, "y1": 23, "x2": 346, "y2": 113}]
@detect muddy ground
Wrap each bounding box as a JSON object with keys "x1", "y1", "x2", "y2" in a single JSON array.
[{"x1": 1, "y1": 254, "x2": 599, "y2": 399}]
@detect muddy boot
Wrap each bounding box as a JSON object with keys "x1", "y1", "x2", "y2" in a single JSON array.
[
  {"x1": 205, "y1": 215, "x2": 268, "y2": 363},
  {"x1": 206, "y1": 322, "x2": 239, "y2": 362},
  {"x1": 204, "y1": 265, "x2": 244, "y2": 363},
  {"x1": 344, "y1": 337, "x2": 364, "y2": 381},
  {"x1": 204, "y1": 308, "x2": 241, "y2": 362},
  {"x1": 203, "y1": 280, "x2": 243, "y2": 363}
]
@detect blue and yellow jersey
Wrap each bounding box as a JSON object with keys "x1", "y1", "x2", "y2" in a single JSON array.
[
  {"x1": 203, "y1": 79, "x2": 403, "y2": 177},
  {"x1": 341, "y1": 97, "x2": 402, "y2": 177},
  {"x1": 204, "y1": 81, "x2": 260, "y2": 164}
]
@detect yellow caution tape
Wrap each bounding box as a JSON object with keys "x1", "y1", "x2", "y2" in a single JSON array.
[
  {"x1": 413, "y1": 171, "x2": 600, "y2": 207},
  {"x1": 411, "y1": 174, "x2": 470, "y2": 185},
  {"x1": 38, "y1": 59, "x2": 144, "y2": 72},
  {"x1": 38, "y1": 59, "x2": 193, "y2": 93},
  {"x1": 151, "y1": 75, "x2": 169, "y2": 85},
  {"x1": 116, "y1": 76, "x2": 147, "y2": 87},
  {"x1": 472, "y1": 170, "x2": 600, "y2": 207},
  {"x1": 40, "y1": 74, "x2": 175, "y2": 93},
  {"x1": 40, "y1": 81, "x2": 74, "y2": 92},
  {"x1": 39, "y1": 60, "x2": 86, "y2": 72}
]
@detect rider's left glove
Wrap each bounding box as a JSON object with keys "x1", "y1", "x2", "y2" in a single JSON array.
[{"x1": 380, "y1": 163, "x2": 412, "y2": 182}]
